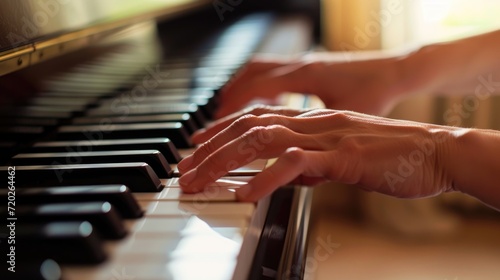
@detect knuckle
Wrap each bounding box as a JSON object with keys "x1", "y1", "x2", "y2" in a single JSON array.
[
  {"x1": 259, "y1": 113, "x2": 286, "y2": 125},
  {"x1": 197, "y1": 139, "x2": 217, "y2": 157},
  {"x1": 232, "y1": 114, "x2": 258, "y2": 132},
  {"x1": 283, "y1": 147, "x2": 306, "y2": 163},
  {"x1": 244, "y1": 126, "x2": 267, "y2": 138},
  {"x1": 327, "y1": 111, "x2": 351, "y2": 124},
  {"x1": 248, "y1": 104, "x2": 272, "y2": 115},
  {"x1": 266, "y1": 124, "x2": 288, "y2": 134}
]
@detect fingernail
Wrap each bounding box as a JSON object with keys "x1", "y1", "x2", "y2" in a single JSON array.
[
  {"x1": 177, "y1": 154, "x2": 194, "y2": 171},
  {"x1": 179, "y1": 169, "x2": 197, "y2": 187},
  {"x1": 235, "y1": 184, "x2": 252, "y2": 201}
]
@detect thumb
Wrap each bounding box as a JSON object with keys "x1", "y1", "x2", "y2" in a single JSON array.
[{"x1": 236, "y1": 147, "x2": 357, "y2": 202}]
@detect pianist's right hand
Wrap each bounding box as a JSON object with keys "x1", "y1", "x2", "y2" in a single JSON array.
[
  {"x1": 180, "y1": 30, "x2": 500, "y2": 209},
  {"x1": 178, "y1": 107, "x2": 500, "y2": 210}
]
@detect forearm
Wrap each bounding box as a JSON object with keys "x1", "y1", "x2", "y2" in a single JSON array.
[
  {"x1": 446, "y1": 129, "x2": 500, "y2": 210},
  {"x1": 399, "y1": 29, "x2": 500, "y2": 97}
]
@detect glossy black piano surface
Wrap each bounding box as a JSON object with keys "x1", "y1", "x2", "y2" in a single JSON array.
[{"x1": 0, "y1": 1, "x2": 315, "y2": 279}]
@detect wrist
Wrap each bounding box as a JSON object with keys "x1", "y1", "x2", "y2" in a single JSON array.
[
  {"x1": 396, "y1": 45, "x2": 449, "y2": 97},
  {"x1": 444, "y1": 128, "x2": 500, "y2": 209}
]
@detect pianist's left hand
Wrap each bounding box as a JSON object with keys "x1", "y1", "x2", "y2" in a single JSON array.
[{"x1": 177, "y1": 106, "x2": 500, "y2": 210}]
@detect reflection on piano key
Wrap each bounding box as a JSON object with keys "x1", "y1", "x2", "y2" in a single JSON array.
[
  {"x1": 13, "y1": 150, "x2": 173, "y2": 178},
  {"x1": 73, "y1": 113, "x2": 199, "y2": 134},
  {"x1": 0, "y1": 185, "x2": 143, "y2": 218},
  {"x1": 56, "y1": 123, "x2": 192, "y2": 148},
  {"x1": 0, "y1": 259, "x2": 62, "y2": 280},
  {"x1": 4, "y1": 163, "x2": 163, "y2": 192},
  {"x1": 138, "y1": 201, "x2": 254, "y2": 218},
  {"x1": 7, "y1": 202, "x2": 127, "y2": 239},
  {"x1": 13, "y1": 221, "x2": 107, "y2": 264},
  {"x1": 65, "y1": 216, "x2": 247, "y2": 280},
  {"x1": 31, "y1": 138, "x2": 182, "y2": 163}
]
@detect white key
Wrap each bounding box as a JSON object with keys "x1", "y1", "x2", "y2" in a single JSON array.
[
  {"x1": 115, "y1": 230, "x2": 243, "y2": 260},
  {"x1": 65, "y1": 216, "x2": 247, "y2": 280},
  {"x1": 171, "y1": 159, "x2": 267, "y2": 176},
  {"x1": 167, "y1": 176, "x2": 251, "y2": 187},
  {"x1": 134, "y1": 177, "x2": 253, "y2": 202},
  {"x1": 138, "y1": 201, "x2": 255, "y2": 218},
  {"x1": 168, "y1": 187, "x2": 238, "y2": 201},
  {"x1": 65, "y1": 256, "x2": 238, "y2": 280}
]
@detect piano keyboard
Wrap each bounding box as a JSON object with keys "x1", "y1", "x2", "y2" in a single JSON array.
[{"x1": 0, "y1": 12, "x2": 312, "y2": 280}]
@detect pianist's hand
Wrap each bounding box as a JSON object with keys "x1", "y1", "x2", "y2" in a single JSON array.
[
  {"x1": 215, "y1": 54, "x2": 408, "y2": 118},
  {"x1": 178, "y1": 108, "x2": 465, "y2": 202}
]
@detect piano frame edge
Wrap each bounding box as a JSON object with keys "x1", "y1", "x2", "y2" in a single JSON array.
[
  {"x1": 278, "y1": 187, "x2": 313, "y2": 280},
  {"x1": 243, "y1": 186, "x2": 313, "y2": 280},
  {"x1": 0, "y1": 0, "x2": 212, "y2": 77}
]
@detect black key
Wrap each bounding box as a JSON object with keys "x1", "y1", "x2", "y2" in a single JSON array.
[
  {"x1": 0, "y1": 117, "x2": 59, "y2": 127},
  {"x1": 192, "y1": 75, "x2": 228, "y2": 88},
  {"x1": 87, "y1": 103, "x2": 206, "y2": 128},
  {"x1": 2, "y1": 221, "x2": 107, "y2": 264},
  {"x1": 138, "y1": 97, "x2": 215, "y2": 119},
  {"x1": 12, "y1": 150, "x2": 173, "y2": 178},
  {"x1": 150, "y1": 78, "x2": 191, "y2": 88},
  {"x1": 0, "y1": 185, "x2": 143, "y2": 218},
  {"x1": 28, "y1": 96, "x2": 99, "y2": 107},
  {"x1": 146, "y1": 88, "x2": 214, "y2": 98},
  {"x1": 1, "y1": 163, "x2": 163, "y2": 192},
  {"x1": 0, "y1": 106, "x2": 81, "y2": 118},
  {"x1": 30, "y1": 138, "x2": 182, "y2": 163},
  {"x1": 45, "y1": 79, "x2": 124, "y2": 92},
  {"x1": 1, "y1": 202, "x2": 126, "y2": 239},
  {"x1": 40, "y1": 91, "x2": 114, "y2": 98},
  {"x1": 72, "y1": 113, "x2": 198, "y2": 134},
  {"x1": 0, "y1": 141, "x2": 16, "y2": 164},
  {"x1": 0, "y1": 259, "x2": 62, "y2": 280},
  {"x1": 122, "y1": 88, "x2": 217, "y2": 118},
  {"x1": 0, "y1": 126, "x2": 44, "y2": 142},
  {"x1": 55, "y1": 123, "x2": 192, "y2": 148}
]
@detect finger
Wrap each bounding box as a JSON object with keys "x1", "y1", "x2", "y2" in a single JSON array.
[
  {"x1": 215, "y1": 64, "x2": 311, "y2": 118},
  {"x1": 182, "y1": 114, "x2": 338, "y2": 173},
  {"x1": 219, "y1": 59, "x2": 290, "y2": 99},
  {"x1": 236, "y1": 148, "x2": 354, "y2": 202},
  {"x1": 179, "y1": 126, "x2": 321, "y2": 193},
  {"x1": 185, "y1": 111, "x2": 360, "y2": 172},
  {"x1": 192, "y1": 105, "x2": 303, "y2": 144},
  {"x1": 223, "y1": 61, "x2": 285, "y2": 86}
]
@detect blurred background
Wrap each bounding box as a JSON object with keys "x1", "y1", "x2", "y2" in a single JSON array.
[{"x1": 309, "y1": 1, "x2": 500, "y2": 279}]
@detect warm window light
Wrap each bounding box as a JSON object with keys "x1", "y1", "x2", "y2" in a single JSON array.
[{"x1": 419, "y1": 0, "x2": 452, "y2": 23}]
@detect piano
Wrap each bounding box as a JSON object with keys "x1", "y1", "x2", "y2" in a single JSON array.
[{"x1": 0, "y1": 1, "x2": 317, "y2": 279}]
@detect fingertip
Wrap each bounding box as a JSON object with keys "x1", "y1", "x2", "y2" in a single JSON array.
[
  {"x1": 177, "y1": 154, "x2": 194, "y2": 173},
  {"x1": 178, "y1": 169, "x2": 198, "y2": 193},
  {"x1": 235, "y1": 184, "x2": 255, "y2": 202}
]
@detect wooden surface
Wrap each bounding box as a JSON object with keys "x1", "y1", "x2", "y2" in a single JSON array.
[{"x1": 305, "y1": 183, "x2": 500, "y2": 280}]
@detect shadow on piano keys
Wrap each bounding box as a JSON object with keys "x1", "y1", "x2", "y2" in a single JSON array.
[{"x1": 0, "y1": 10, "x2": 313, "y2": 280}]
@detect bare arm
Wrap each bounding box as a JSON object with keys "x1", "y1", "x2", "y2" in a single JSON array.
[
  {"x1": 400, "y1": 29, "x2": 500, "y2": 97},
  {"x1": 215, "y1": 29, "x2": 500, "y2": 118},
  {"x1": 178, "y1": 108, "x2": 500, "y2": 210},
  {"x1": 448, "y1": 129, "x2": 500, "y2": 210}
]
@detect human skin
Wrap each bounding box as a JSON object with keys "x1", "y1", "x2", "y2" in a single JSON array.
[{"x1": 178, "y1": 30, "x2": 500, "y2": 209}]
